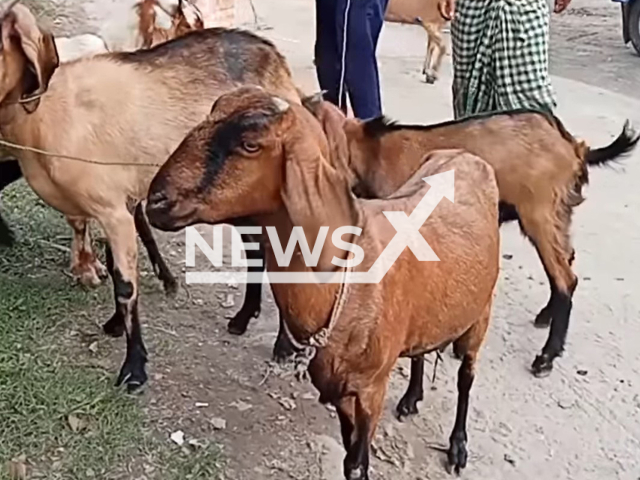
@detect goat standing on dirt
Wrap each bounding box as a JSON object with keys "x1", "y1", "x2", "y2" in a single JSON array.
[
  {"x1": 145, "y1": 86, "x2": 502, "y2": 479},
  {"x1": 226, "y1": 95, "x2": 638, "y2": 389},
  {"x1": 384, "y1": 0, "x2": 448, "y2": 83},
  {"x1": 0, "y1": 3, "x2": 299, "y2": 390}
]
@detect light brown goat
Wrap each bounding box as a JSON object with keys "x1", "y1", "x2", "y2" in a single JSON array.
[
  {"x1": 0, "y1": 3, "x2": 299, "y2": 391},
  {"x1": 145, "y1": 86, "x2": 501, "y2": 479},
  {"x1": 0, "y1": 0, "x2": 201, "y2": 273},
  {"x1": 135, "y1": 0, "x2": 204, "y2": 49},
  {"x1": 384, "y1": 0, "x2": 447, "y2": 83}
]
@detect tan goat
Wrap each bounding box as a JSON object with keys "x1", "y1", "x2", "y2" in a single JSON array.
[
  {"x1": 145, "y1": 86, "x2": 501, "y2": 479},
  {"x1": 0, "y1": 3, "x2": 299, "y2": 391},
  {"x1": 384, "y1": 0, "x2": 447, "y2": 83},
  {"x1": 0, "y1": 0, "x2": 201, "y2": 261}
]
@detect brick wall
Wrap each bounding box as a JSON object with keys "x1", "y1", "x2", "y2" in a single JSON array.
[{"x1": 197, "y1": 0, "x2": 255, "y2": 28}]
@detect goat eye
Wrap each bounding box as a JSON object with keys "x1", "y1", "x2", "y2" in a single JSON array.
[{"x1": 242, "y1": 142, "x2": 260, "y2": 153}]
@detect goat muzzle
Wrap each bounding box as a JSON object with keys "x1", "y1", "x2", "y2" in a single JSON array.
[{"x1": 145, "y1": 192, "x2": 182, "y2": 231}]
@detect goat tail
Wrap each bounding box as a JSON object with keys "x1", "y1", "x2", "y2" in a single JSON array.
[{"x1": 585, "y1": 121, "x2": 640, "y2": 167}]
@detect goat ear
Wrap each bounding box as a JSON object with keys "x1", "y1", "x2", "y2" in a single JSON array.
[
  {"x1": 3, "y1": 6, "x2": 59, "y2": 112},
  {"x1": 179, "y1": 0, "x2": 204, "y2": 29},
  {"x1": 300, "y1": 91, "x2": 325, "y2": 113},
  {"x1": 280, "y1": 119, "x2": 346, "y2": 224},
  {"x1": 318, "y1": 106, "x2": 349, "y2": 173}
]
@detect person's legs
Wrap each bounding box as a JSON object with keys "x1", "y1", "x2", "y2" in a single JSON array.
[
  {"x1": 315, "y1": 0, "x2": 342, "y2": 108},
  {"x1": 338, "y1": 0, "x2": 384, "y2": 119}
]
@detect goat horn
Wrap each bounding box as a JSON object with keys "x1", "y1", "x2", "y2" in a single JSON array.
[
  {"x1": 272, "y1": 96, "x2": 290, "y2": 113},
  {"x1": 310, "y1": 90, "x2": 326, "y2": 103},
  {"x1": 0, "y1": 0, "x2": 20, "y2": 20}
]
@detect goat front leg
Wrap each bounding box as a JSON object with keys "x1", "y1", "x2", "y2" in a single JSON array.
[
  {"x1": 101, "y1": 211, "x2": 148, "y2": 392},
  {"x1": 227, "y1": 229, "x2": 264, "y2": 335},
  {"x1": 66, "y1": 216, "x2": 108, "y2": 287},
  {"x1": 342, "y1": 381, "x2": 389, "y2": 480},
  {"x1": 133, "y1": 203, "x2": 178, "y2": 296},
  {"x1": 272, "y1": 313, "x2": 297, "y2": 363},
  {"x1": 447, "y1": 351, "x2": 474, "y2": 474},
  {"x1": 446, "y1": 306, "x2": 490, "y2": 474},
  {"x1": 396, "y1": 356, "x2": 425, "y2": 419}
]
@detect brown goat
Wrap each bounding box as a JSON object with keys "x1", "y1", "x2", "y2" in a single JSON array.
[
  {"x1": 145, "y1": 86, "x2": 501, "y2": 478},
  {"x1": 303, "y1": 97, "x2": 639, "y2": 381},
  {"x1": 226, "y1": 95, "x2": 639, "y2": 386},
  {"x1": 384, "y1": 0, "x2": 447, "y2": 83},
  {"x1": 135, "y1": 0, "x2": 204, "y2": 49},
  {"x1": 0, "y1": 3, "x2": 299, "y2": 391}
]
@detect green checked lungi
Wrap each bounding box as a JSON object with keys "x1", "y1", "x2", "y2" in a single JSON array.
[{"x1": 451, "y1": 0, "x2": 556, "y2": 119}]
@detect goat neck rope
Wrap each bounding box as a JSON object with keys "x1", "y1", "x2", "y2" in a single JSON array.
[{"x1": 282, "y1": 263, "x2": 352, "y2": 367}]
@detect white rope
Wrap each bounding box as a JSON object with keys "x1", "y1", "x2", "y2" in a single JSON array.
[
  {"x1": 281, "y1": 264, "x2": 352, "y2": 379},
  {"x1": 0, "y1": 138, "x2": 162, "y2": 167},
  {"x1": 337, "y1": 0, "x2": 352, "y2": 111}
]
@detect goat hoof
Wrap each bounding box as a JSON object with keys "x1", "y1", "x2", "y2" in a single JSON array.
[
  {"x1": 272, "y1": 337, "x2": 296, "y2": 364},
  {"x1": 103, "y1": 315, "x2": 125, "y2": 338},
  {"x1": 447, "y1": 433, "x2": 468, "y2": 474},
  {"x1": 273, "y1": 347, "x2": 295, "y2": 365},
  {"x1": 116, "y1": 358, "x2": 148, "y2": 393},
  {"x1": 345, "y1": 465, "x2": 368, "y2": 480},
  {"x1": 73, "y1": 261, "x2": 105, "y2": 288},
  {"x1": 94, "y1": 260, "x2": 108, "y2": 280},
  {"x1": 227, "y1": 307, "x2": 260, "y2": 336},
  {"x1": 450, "y1": 344, "x2": 464, "y2": 360},
  {"x1": 77, "y1": 270, "x2": 103, "y2": 288},
  {"x1": 531, "y1": 354, "x2": 554, "y2": 378},
  {"x1": 424, "y1": 74, "x2": 437, "y2": 84},
  {"x1": 396, "y1": 394, "x2": 422, "y2": 420},
  {"x1": 163, "y1": 276, "x2": 179, "y2": 298},
  {"x1": 534, "y1": 306, "x2": 552, "y2": 328}
]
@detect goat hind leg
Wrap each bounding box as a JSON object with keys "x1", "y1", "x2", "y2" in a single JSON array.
[
  {"x1": 66, "y1": 216, "x2": 108, "y2": 287},
  {"x1": 423, "y1": 25, "x2": 444, "y2": 84},
  {"x1": 531, "y1": 269, "x2": 576, "y2": 377},
  {"x1": 396, "y1": 356, "x2": 425, "y2": 419},
  {"x1": 134, "y1": 203, "x2": 178, "y2": 296},
  {"x1": 520, "y1": 211, "x2": 577, "y2": 376}
]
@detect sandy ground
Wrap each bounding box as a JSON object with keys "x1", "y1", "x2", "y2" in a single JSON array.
[{"x1": 31, "y1": 0, "x2": 640, "y2": 478}]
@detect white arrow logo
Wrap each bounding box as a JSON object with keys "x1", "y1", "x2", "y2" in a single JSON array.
[{"x1": 350, "y1": 169, "x2": 454, "y2": 283}]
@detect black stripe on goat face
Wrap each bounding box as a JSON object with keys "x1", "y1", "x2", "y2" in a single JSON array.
[{"x1": 198, "y1": 110, "x2": 276, "y2": 193}]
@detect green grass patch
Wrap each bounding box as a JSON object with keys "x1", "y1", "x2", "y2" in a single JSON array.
[{"x1": 0, "y1": 183, "x2": 222, "y2": 479}]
